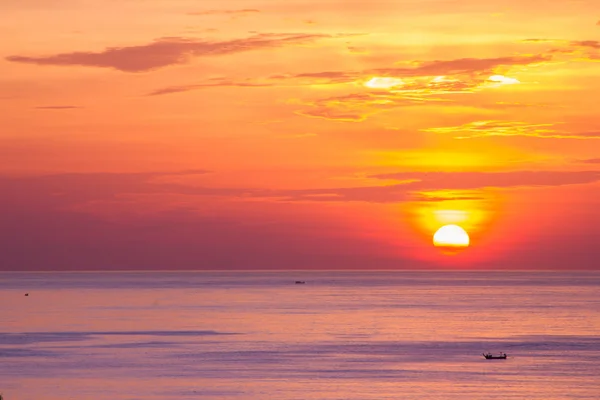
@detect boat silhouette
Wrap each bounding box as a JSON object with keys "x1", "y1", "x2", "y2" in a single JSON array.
[{"x1": 483, "y1": 352, "x2": 507, "y2": 359}]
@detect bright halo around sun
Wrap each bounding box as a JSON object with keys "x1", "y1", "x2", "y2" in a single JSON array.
[{"x1": 433, "y1": 224, "x2": 470, "y2": 254}]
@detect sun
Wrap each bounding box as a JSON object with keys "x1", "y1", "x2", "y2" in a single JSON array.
[{"x1": 433, "y1": 224, "x2": 470, "y2": 253}]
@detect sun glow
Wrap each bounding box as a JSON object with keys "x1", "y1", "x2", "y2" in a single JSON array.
[{"x1": 433, "y1": 224, "x2": 470, "y2": 249}]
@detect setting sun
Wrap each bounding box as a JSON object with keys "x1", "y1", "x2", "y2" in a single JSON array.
[{"x1": 433, "y1": 225, "x2": 470, "y2": 250}]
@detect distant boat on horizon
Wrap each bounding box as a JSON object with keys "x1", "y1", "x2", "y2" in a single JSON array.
[
  {"x1": 483, "y1": 352, "x2": 507, "y2": 359},
  {"x1": 295, "y1": 281, "x2": 306, "y2": 284}
]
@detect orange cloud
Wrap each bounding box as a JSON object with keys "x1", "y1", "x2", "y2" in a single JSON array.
[
  {"x1": 523, "y1": 38, "x2": 600, "y2": 60},
  {"x1": 145, "y1": 51, "x2": 551, "y2": 101},
  {"x1": 370, "y1": 170, "x2": 600, "y2": 190},
  {"x1": 572, "y1": 40, "x2": 600, "y2": 49},
  {"x1": 279, "y1": 54, "x2": 550, "y2": 85},
  {"x1": 373, "y1": 55, "x2": 550, "y2": 77},
  {"x1": 147, "y1": 79, "x2": 272, "y2": 96},
  {"x1": 268, "y1": 55, "x2": 549, "y2": 120},
  {"x1": 292, "y1": 92, "x2": 428, "y2": 122},
  {"x1": 580, "y1": 158, "x2": 600, "y2": 164},
  {"x1": 424, "y1": 121, "x2": 600, "y2": 140},
  {"x1": 6, "y1": 34, "x2": 335, "y2": 72},
  {"x1": 34, "y1": 105, "x2": 82, "y2": 110}
]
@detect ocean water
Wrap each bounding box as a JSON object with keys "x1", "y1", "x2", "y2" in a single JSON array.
[{"x1": 1, "y1": 271, "x2": 599, "y2": 400}]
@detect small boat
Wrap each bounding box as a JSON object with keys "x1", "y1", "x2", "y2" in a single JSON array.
[
  {"x1": 295, "y1": 281, "x2": 306, "y2": 284},
  {"x1": 483, "y1": 352, "x2": 507, "y2": 359}
]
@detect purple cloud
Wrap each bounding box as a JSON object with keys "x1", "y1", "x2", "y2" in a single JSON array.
[
  {"x1": 0, "y1": 170, "x2": 404, "y2": 271},
  {"x1": 2, "y1": 169, "x2": 597, "y2": 209},
  {"x1": 1, "y1": 169, "x2": 599, "y2": 270},
  {"x1": 6, "y1": 34, "x2": 333, "y2": 72}
]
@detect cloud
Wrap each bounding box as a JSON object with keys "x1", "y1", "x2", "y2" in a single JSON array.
[
  {"x1": 486, "y1": 102, "x2": 553, "y2": 109},
  {"x1": 144, "y1": 51, "x2": 551, "y2": 106},
  {"x1": 410, "y1": 193, "x2": 485, "y2": 202},
  {"x1": 272, "y1": 55, "x2": 549, "y2": 120},
  {"x1": 579, "y1": 158, "x2": 600, "y2": 164},
  {"x1": 369, "y1": 171, "x2": 600, "y2": 191},
  {"x1": 137, "y1": 37, "x2": 593, "y2": 122},
  {"x1": 6, "y1": 34, "x2": 334, "y2": 72},
  {"x1": 373, "y1": 55, "x2": 551, "y2": 77},
  {"x1": 292, "y1": 70, "x2": 359, "y2": 83},
  {"x1": 571, "y1": 40, "x2": 600, "y2": 49},
  {"x1": 0, "y1": 169, "x2": 213, "y2": 209},
  {"x1": 4, "y1": 169, "x2": 599, "y2": 211},
  {"x1": 521, "y1": 38, "x2": 562, "y2": 43},
  {"x1": 187, "y1": 9, "x2": 260, "y2": 16},
  {"x1": 279, "y1": 54, "x2": 550, "y2": 86},
  {"x1": 522, "y1": 39, "x2": 600, "y2": 60},
  {"x1": 523, "y1": 37, "x2": 600, "y2": 52},
  {"x1": 147, "y1": 79, "x2": 272, "y2": 96},
  {"x1": 292, "y1": 92, "x2": 429, "y2": 122},
  {"x1": 275, "y1": 170, "x2": 600, "y2": 202},
  {"x1": 1, "y1": 168, "x2": 599, "y2": 270},
  {"x1": 35, "y1": 105, "x2": 81, "y2": 109},
  {"x1": 423, "y1": 120, "x2": 600, "y2": 140},
  {"x1": 0, "y1": 170, "x2": 406, "y2": 271}
]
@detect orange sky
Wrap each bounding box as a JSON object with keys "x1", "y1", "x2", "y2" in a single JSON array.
[{"x1": 1, "y1": 0, "x2": 599, "y2": 270}]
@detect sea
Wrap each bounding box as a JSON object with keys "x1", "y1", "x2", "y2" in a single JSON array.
[{"x1": 1, "y1": 271, "x2": 599, "y2": 400}]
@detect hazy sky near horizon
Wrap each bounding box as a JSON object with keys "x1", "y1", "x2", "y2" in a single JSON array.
[{"x1": 1, "y1": 0, "x2": 599, "y2": 270}]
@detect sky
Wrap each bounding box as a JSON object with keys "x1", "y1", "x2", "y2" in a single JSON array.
[{"x1": 1, "y1": 0, "x2": 599, "y2": 270}]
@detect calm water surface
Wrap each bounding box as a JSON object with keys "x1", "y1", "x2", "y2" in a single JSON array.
[{"x1": 1, "y1": 271, "x2": 599, "y2": 399}]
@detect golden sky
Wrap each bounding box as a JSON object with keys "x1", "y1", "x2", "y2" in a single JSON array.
[{"x1": 1, "y1": 0, "x2": 599, "y2": 269}]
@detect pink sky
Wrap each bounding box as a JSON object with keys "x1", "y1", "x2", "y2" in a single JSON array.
[{"x1": 1, "y1": 0, "x2": 599, "y2": 270}]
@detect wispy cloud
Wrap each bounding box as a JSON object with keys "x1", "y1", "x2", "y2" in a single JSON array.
[
  {"x1": 4, "y1": 169, "x2": 596, "y2": 206},
  {"x1": 187, "y1": 9, "x2": 260, "y2": 16},
  {"x1": 274, "y1": 55, "x2": 548, "y2": 120},
  {"x1": 147, "y1": 79, "x2": 272, "y2": 96},
  {"x1": 271, "y1": 170, "x2": 600, "y2": 202},
  {"x1": 579, "y1": 158, "x2": 600, "y2": 164},
  {"x1": 374, "y1": 55, "x2": 550, "y2": 77},
  {"x1": 369, "y1": 170, "x2": 600, "y2": 190},
  {"x1": 523, "y1": 38, "x2": 600, "y2": 60},
  {"x1": 0, "y1": 166, "x2": 591, "y2": 218},
  {"x1": 571, "y1": 40, "x2": 600, "y2": 49},
  {"x1": 277, "y1": 54, "x2": 549, "y2": 86},
  {"x1": 35, "y1": 105, "x2": 81, "y2": 110},
  {"x1": 146, "y1": 50, "x2": 550, "y2": 101},
  {"x1": 521, "y1": 38, "x2": 563, "y2": 43},
  {"x1": 292, "y1": 92, "x2": 432, "y2": 122},
  {"x1": 423, "y1": 120, "x2": 600, "y2": 140},
  {"x1": 6, "y1": 34, "x2": 335, "y2": 72}
]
